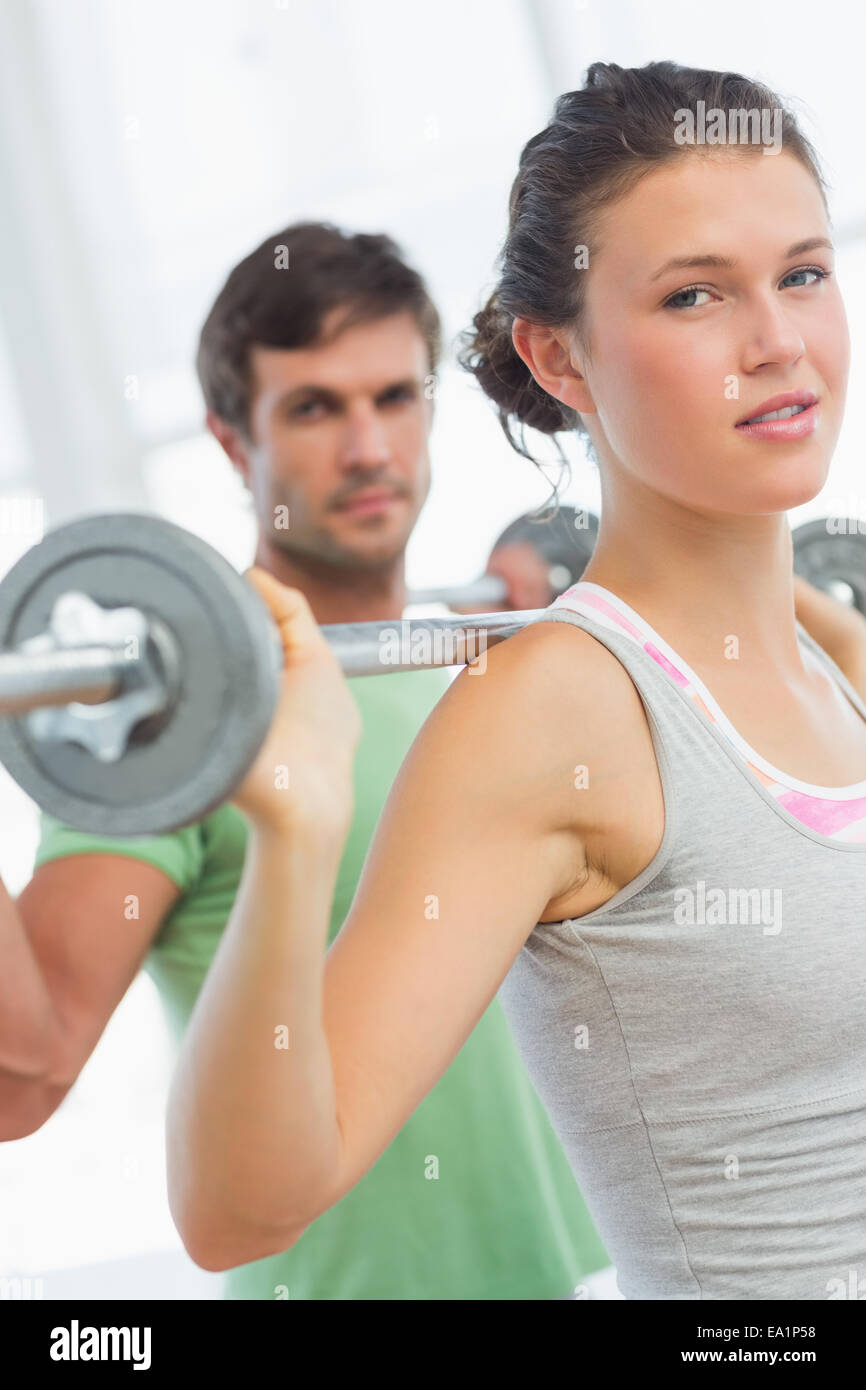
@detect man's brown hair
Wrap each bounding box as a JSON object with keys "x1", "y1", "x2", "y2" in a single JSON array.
[{"x1": 196, "y1": 221, "x2": 442, "y2": 440}]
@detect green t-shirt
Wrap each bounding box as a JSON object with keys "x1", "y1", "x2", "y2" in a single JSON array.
[{"x1": 33, "y1": 668, "x2": 609, "y2": 1299}]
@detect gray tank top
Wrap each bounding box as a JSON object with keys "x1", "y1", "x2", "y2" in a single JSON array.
[{"x1": 497, "y1": 600, "x2": 866, "y2": 1300}]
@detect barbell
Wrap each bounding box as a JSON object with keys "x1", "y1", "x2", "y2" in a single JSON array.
[
  {"x1": 0, "y1": 509, "x2": 861, "y2": 838},
  {"x1": 792, "y1": 518, "x2": 866, "y2": 613},
  {"x1": 0, "y1": 509, "x2": 594, "y2": 837},
  {"x1": 407, "y1": 506, "x2": 599, "y2": 608}
]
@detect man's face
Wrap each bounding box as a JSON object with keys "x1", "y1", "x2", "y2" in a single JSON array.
[{"x1": 240, "y1": 309, "x2": 433, "y2": 571}]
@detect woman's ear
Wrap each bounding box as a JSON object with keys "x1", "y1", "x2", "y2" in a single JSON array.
[{"x1": 511, "y1": 318, "x2": 595, "y2": 415}]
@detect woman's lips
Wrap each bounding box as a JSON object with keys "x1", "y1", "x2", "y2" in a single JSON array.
[{"x1": 735, "y1": 401, "x2": 820, "y2": 440}]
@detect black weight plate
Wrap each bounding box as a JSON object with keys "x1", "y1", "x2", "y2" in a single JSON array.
[
  {"x1": 0, "y1": 513, "x2": 283, "y2": 836},
  {"x1": 792, "y1": 518, "x2": 866, "y2": 615},
  {"x1": 493, "y1": 504, "x2": 599, "y2": 591}
]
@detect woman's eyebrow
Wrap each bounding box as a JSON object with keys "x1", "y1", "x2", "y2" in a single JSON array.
[{"x1": 647, "y1": 235, "x2": 835, "y2": 283}]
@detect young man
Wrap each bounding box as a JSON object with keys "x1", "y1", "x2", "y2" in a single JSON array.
[{"x1": 0, "y1": 223, "x2": 611, "y2": 1299}]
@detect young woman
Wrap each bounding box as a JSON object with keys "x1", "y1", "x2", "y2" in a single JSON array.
[{"x1": 167, "y1": 61, "x2": 866, "y2": 1300}]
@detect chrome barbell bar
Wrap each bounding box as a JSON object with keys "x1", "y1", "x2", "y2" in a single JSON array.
[{"x1": 0, "y1": 603, "x2": 546, "y2": 720}]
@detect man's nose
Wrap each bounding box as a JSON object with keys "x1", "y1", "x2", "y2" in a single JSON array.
[{"x1": 340, "y1": 403, "x2": 392, "y2": 466}]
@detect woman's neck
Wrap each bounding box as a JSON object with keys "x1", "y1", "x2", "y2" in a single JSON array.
[{"x1": 579, "y1": 501, "x2": 805, "y2": 681}]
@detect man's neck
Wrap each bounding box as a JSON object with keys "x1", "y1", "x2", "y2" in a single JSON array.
[{"x1": 253, "y1": 534, "x2": 408, "y2": 625}]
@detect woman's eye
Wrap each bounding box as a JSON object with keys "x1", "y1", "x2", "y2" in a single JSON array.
[
  {"x1": 781, "y1": 267, "x2": 831, "y2": 289},
  {"x1": 664, "y1": 285, "x2": 713, "y2": 311},
  {"x1": 663, "y1": 266, "x2": 831, "y2": 312}
]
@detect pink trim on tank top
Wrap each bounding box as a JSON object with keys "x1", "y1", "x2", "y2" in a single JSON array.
[{"x1": 552, "y1": 581, "x2": 866, "y2": 844}]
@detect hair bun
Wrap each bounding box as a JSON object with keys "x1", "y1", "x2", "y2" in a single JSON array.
[{"x1": 458, "y1": 292, "x2": 576, "y2": 450}]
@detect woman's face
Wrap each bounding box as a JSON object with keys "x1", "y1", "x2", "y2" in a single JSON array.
[{"x1": 572, "y1": 149, "x2": 849, "y2": 515}]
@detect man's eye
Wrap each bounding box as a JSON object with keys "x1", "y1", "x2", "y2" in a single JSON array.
[
  {"x1": 380, "y1": 385, "x2": 415, "y2": 404},
  {"x1": 292, "y1": 400, "x2": 323, "y2": 418}
]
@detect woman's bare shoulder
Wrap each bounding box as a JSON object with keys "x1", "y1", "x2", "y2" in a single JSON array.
[
  {"x1": 417, "y1": 614, "x2": 649, "y2": 831},
  {"x1": 438, "y1": 614, "x2": 644, "y2": 737},
  {"x1": 497, "y1": 612, "x2": 637, "y2": 686}
]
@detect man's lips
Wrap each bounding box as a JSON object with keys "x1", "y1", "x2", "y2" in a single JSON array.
[{"x1": 334, "y1": 491, "x2": 403, "y2": 514}]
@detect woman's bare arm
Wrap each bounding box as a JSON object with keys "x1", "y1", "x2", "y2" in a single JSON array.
[
  {"x1": 167, "y1": 620, "x2": 619, "y2": 1272},
  {"x1": 794, "y1": 574, "x2": 866, "y2": 703}
]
